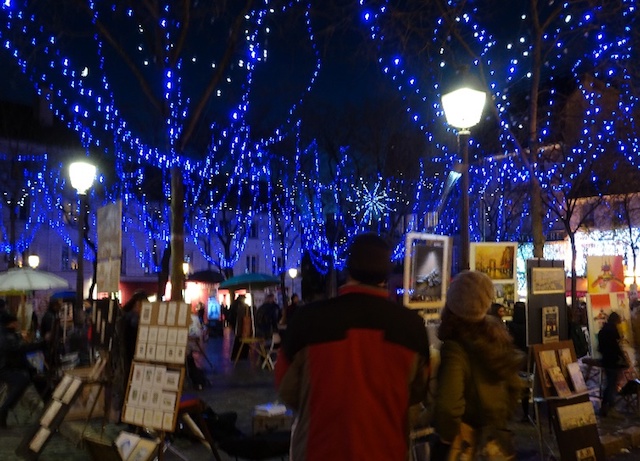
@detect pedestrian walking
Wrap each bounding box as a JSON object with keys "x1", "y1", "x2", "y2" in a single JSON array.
[{"x1": 276, "y1": 233, "x2": 430, "y2": 460}]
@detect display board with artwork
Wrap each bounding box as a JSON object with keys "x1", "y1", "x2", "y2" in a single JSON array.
[
  {"x1": 121, "y1": 301, "x2": 191, "y2": 432},
  {"x1": 526, "y1": 259, "x2": 568, "y2": 346},
  {"x1": 403, "y1": 233, "x2": 451, "y2": 317},
  {"x1": 532, "y1": 341, "x2": 605, "y2": 460}
]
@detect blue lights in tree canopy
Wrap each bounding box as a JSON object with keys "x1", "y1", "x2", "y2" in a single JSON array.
[{"x1": 0, "y1": 0, "x2": 638, "y2": 276}]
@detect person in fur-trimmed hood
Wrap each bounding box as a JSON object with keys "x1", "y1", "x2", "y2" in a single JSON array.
[
  {"x1": 432, "y1": 270, "x2": 524, "y2": 461},
  {"x1": 275, "y1": 233, "x2": 430, "y2": 461}
]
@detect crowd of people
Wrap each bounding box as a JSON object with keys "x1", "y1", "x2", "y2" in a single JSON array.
[{"x1": 2, "y1": 232, "x2": 637, "y2": 461}]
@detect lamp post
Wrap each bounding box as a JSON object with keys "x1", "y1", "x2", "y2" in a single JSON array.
[
  {"x1": 69, "y1": 161, "x2": 96, "y2": 324},
  {"x1": 288, "y1": 268, "x2": 298, "y2": 299},
  {"x1": 442, "y1": 86, "x2": 486, "y2": 271}
]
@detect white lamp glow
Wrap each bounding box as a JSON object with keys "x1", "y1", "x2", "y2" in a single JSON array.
[
  {"x1": 441, "y1": 87, "x2": 487, "y2": 131},
  {"x1": 28, "y1": 255, "x2": 40, "y2": 269},
  {"x1": 69, "y1": 161, "x2": 97, "y2": 194},
  {"x1": 288, "y1": 268, "x2": 298, "y2": 279}
]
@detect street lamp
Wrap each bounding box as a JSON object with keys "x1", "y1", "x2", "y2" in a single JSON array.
[
  {"x1": 288, "y1": 268, "x2": 298, "y2": 299},
  {"x1": 69, "y1": 161, "x2": 96, "y2": 324},
  {"x1": 27, "y1": 255, "x2": 40, "y2": 269},
  {"x1": 442, "y1": 85, "x2": 486, "y2": 271}
]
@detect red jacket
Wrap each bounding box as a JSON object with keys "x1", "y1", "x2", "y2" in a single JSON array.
[{"x1": 275, "y1": 284, "x2": 430, "y2": 461}]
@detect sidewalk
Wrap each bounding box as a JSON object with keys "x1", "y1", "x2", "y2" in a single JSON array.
[{"x1": 2, "y1": 329, "x2": 640, "y2": 460}]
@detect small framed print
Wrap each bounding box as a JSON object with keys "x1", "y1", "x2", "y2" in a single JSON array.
[
  {"x1": 29, "y1": 427, "x2": 51, "y2": 453},
  {"x1": 153, "y1": 410, "x2": 164, "y2": 429},
  {"x1": 61, "y1": 377, "x2": 83, "y2": 404},
  {"x1": 157, "y1": 326, "x2": 168, "y2": 344},
  {"x1": 140, "y1": 302, "x2": 153, "y2": 325},
  {"x1": 177, "y1": 328, "x2": 188, "y2": 346},
  {"x1": 167, "y1": 302, "x2": 177, "y2": 326},
  {"x1": 175, "y1": 346, "x2": 186, "y2": 364},
  {"x1": 135, "y1": 342, "x2": 147, "y2": 360},
  {"x1": 138, "y1": 326, "x2": 149, "y2": 342},
  {"x1": 153, "y1": 366, "x2": 166, "y2": 388},
  {"x1": 146, "y1": 343, "x2": 156, "y2": 361},
  {"x1": 143, "y1": 365, "x2": 155, "y2": 386},
  {"x1": 167, "y1": 328, "x2": 178, "y2": 345},
  {"x1": 52, "y1": 374, "x2": 73, "y2": 401},
  {"x1": 40, "y1": 400, "x2": 63, "y2": 427},
  {"x1": 134, "y1": 407, "x2": 145, "y2": 426},
  {"x1": 178, "y1": 303, "x2": 188, "y2": 326},
  {"x1": 155, "y1": 344, "x2": 166, "y2": 362},
  {"x1": 123, "y1": 405, "x2": 136, "y2": 424},
  {"x1": 132, "y1": 363, "x2": 144, "y2": 385},
  {"x1": 143, "y1": 409, "x2": 154, "y2": 427},
  {"x1": 148, "y1": 326, "x2": 159, "y2": 344},
  {"x1": 166, "y1": 346, "x2": 176, "y2": 363},
  {"x1": 157, "y1": 303, "x2": 167, "y2": 325},
  {"x1": 150, "y1": 389, "x2": 161, "y2": 407},
  {"x1": 161, "y1": 392, "x2": 177, "y2": 412},
  {"x1": 164, "y1": 370, "x2": 180, "y2": 391},
  {"x1": 139, "y1": 388, "x2": 151, "y2": 408},
  {"x1": 128, "y1": 386, "x2": 141, "y2": 406},
  {"x1": 163, "y1": 412, "x2": 175, "y2": 431}
]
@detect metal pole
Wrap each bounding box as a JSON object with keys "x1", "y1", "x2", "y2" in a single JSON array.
[
  {"x1": 459, "y1": 130, "x2": 471, "y2": 271},
  {"x1": 76, "y1": 193, "x2": 86, "y2": 321}
]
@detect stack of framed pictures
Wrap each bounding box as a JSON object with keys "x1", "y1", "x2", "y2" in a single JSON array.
[{"x1": 121, "y1": 301, "x2": 190, "y2": 433}]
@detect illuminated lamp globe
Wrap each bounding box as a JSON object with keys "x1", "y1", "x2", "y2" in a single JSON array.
[
  {"x1": 69, "y1": 161, "x2": 96, "y2": 194},
  {"x1": 441, "y1": 87, "x2": 486, "y2": 131}
]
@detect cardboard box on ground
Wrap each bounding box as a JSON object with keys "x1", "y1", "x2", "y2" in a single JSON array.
[{"x1": 252, "y1": 410, "x2": 293, "y2": 435}]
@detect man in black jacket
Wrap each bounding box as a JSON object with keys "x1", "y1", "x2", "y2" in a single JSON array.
[{"x1": 0, "y1": 311, "x2": 44, "y2": 427}]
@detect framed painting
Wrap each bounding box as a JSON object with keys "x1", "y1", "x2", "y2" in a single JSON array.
[
  {"x1": 403, "y1": 233, "x2": 451, "y2": 310},
  {"x1": 532, "y1": 267, "x2": 566, "y2": 295},
  {"x1": 470, "y1": 242, "x2": 517, "y2": 281}
]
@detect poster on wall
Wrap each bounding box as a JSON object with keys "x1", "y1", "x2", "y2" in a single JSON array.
[
  {"x1": 470, "y1": 242, "x2": 517, "y2": 282},
  {"x1": 586, "y1": 255, "x2": 626, "y2": 294},
  {"x1": 403, "y1": 233, "x2": 451, "y2": 312}
]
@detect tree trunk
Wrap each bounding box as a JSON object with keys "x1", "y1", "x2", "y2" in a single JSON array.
[{"x1": 170, "y1": 166, "x2": 185, "y2": 302}]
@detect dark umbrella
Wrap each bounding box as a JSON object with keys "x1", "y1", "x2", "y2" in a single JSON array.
[
  {"x1": 187, "y1": 270, "x2": 225, "y2": 284},
  {"x1": 219, "y1": 273, "x2": 280, "y2": 290}
]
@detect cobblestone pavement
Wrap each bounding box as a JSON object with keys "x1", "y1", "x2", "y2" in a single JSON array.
[{"x1": 2, "y1": 327, "x2": 640, "y2": 460}]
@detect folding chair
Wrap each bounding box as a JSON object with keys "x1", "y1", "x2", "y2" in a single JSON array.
[{"x1": 262, "y1": 332, "x2": 281, "y2": 370}]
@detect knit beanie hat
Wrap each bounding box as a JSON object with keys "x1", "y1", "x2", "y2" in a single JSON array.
[
  {"x1": 445, "y1": 270, "x2": 494, "y2": 322},
  {"x1": 346, "y1": 233, "x2": 393, "y2": 285}
]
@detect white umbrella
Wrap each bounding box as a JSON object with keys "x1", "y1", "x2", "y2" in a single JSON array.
[{"x1": 0, "y1": 267, "x2": 70, "y2": 292}]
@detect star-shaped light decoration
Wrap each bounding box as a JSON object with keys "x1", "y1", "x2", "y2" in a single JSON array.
[{"x1": 349, "y1": 178, "x2": 395, "y2": 226}]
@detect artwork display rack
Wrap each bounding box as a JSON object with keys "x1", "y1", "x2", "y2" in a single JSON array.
[
  {"x1": 531, "y1": 341, "x2": 605, "y2": 461},
  {"x1": 15, "y1": 354, "x2": 110, "y2": 460},
  {"x1": 121, "y1": 301, "x2": 191, "y2": 433}
]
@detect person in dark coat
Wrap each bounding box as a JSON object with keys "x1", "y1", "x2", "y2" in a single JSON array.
[
  {"x1": 598, "y1": 312, "x2": 627, "y2": 417},
  {"x1": 121, "y1": 290, "x2": 148, "y2": 376},
  {"x1": 507, "y1": 301, "x2": 530, "y2": 421},
  {"x1": 39, "y1": 299, "x2": 62, "y2": 373},
  {"x1": 0, "y1": 312, "x2": 45, "y2": 428}
]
